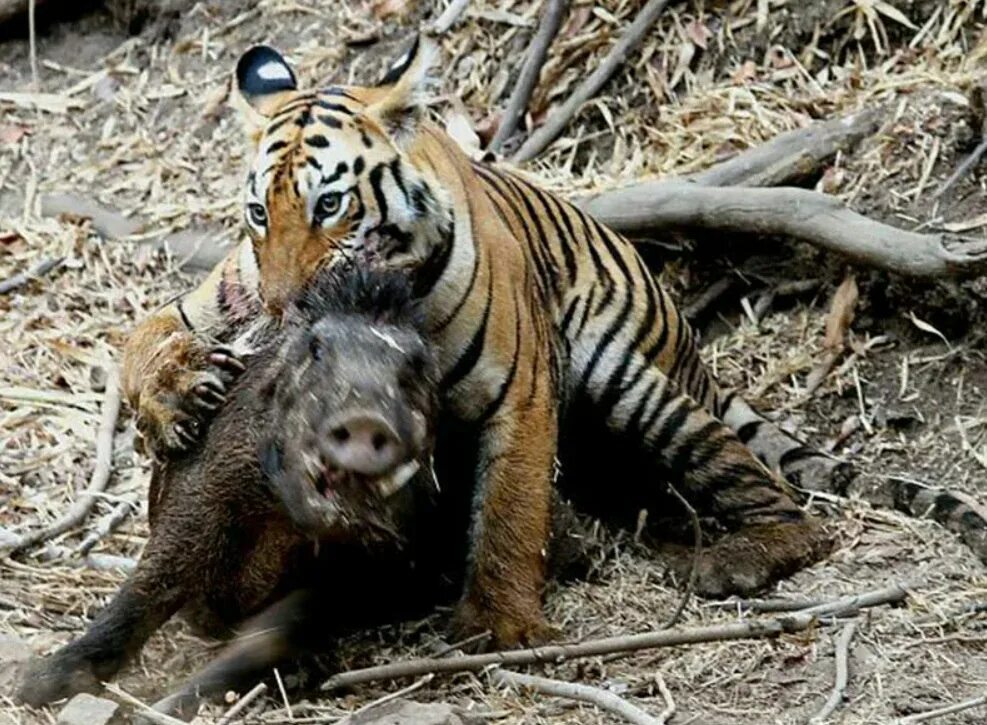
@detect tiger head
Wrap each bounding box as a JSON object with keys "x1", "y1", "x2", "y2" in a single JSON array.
[{"x1": 233, "y1": 37, "x2": 452, "y2": 316}]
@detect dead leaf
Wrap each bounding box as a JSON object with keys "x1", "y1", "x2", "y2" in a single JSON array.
[
  {"x1": 908, "y1": 312, "x2": 950, "y2": 347},
  {"x1": 732, "y1": 60, "x2": 758, "y2": 84},
  {"x1": 561, "y1": 4, "x2": 593, "y2": 39},
  {"x1": 824, "y1": 275, "x2": 859, "y2": 350},
  {"x1": 445, "y1": 110, "x2": 481, "y2": 157},
  {"x1": 0, "y1": 125, "x2": 29, "y2": 145},
  {"x1": 685, "y1": 19, "x2": 712, "y2": 50},
  {"x1": 371, "y1": 0, "x2": 418, "y2": 21}
]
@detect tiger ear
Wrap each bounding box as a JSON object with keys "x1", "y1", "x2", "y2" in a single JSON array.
[
  {"x1": 365, "y1": 35, "x2": 436, "y2": 143},
  {"x1": 233, "y1": 45, "x2": 298, "y2": 142}
]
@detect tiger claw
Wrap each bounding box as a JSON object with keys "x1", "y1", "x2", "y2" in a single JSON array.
[
  {"x1": 209, "y1": 349, "x2": 246, "y2": 374},
  {"x1": 174, "y1": 420, "x2": 199, "y2": 447},
  {"x1": 193, "y1": 384, "x2": 227, "y2": 407}
]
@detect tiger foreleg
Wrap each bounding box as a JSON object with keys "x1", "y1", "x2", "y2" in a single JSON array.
[
  {"x1": 618, "y1": 377, "x2": 832, "y2": 596},
  {"x1": 451, "y1": 397, "x2": 558, "y2": 649}
]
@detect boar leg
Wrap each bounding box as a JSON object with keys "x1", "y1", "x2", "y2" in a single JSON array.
[
  {"x1": 16, "y1": 558, "x2": 191, "y2": 707},
  {"x1": 149, "y1": 590, "x2": 315, "y2": 721}
]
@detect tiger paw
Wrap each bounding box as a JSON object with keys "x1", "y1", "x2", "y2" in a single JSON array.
[
  {"x1": 666, "y1": 519, "x2": 833, "y2": 598},
  {"x1": 782, "y1": 454, "x2": 855, "y2": 495},
  {"x1": 449, "y1": 598, "x2": 559, "y2": 651},
  {"x1": 133, "y1": 335, "x2": 245, "y2": 458}
]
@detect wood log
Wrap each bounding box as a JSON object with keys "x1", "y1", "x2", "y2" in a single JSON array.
[{"x1": 579, "y1": 181, "x2": 987, "y2": 279}]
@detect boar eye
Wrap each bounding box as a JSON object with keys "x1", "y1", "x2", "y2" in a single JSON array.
[{"x1": 309, "y1": 336, "x2": 324, "y2": 361}]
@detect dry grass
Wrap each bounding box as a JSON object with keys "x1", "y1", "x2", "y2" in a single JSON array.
[{"x1": 2, "y1": 0, "x2": 987, "y2": 723}]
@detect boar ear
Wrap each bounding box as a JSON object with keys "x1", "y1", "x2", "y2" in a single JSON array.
[
  {"x1": 365, "y1": 35, "x2": 436, "y2": 144},
  {"x1": 233, "y1": 45, "x2": 298, "y2": 143}
]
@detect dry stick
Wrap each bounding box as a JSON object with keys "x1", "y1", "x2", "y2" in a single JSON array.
[
  {"x1": 104, "y1": 683, "x2": 187, "y2": 725},
  {"x1": 5, "y1": 369, "x2": 121, "y2": 555},
  {"x1": 898, "y1": 694, "x2": 987, "y2": 723},
  {"x1": 707, "y1": 596, "x2": 826, "y2": 613},
  {"x1": 75, "y1": 491, "x2": 139, "y2": 556},
  {"x1": 809, "y1": 621, "x2": 858, "y2": 724},
  {"x1": 661, "y1": 483, "x2": 700, "y2": 629},
  {"x1": 513, "y1": 0, "x2": 671, "y2": 162},
  {"x1": 216, "y1": 682, "x2": 268, "y2": 725},
  {"x1": 654, "y1": 673, "x2": 675, "y2": 724},
  {"x1": 493, "y1": 669, "x2": 661, "y2": 725},
  {"x1": 488, "y1": 0, "x2": 569, "y2": 153},
  {"x1": 321, "y1": 584, "x2": 908, "y2": 692},
  {"x1": 427, "y1": 0, "x2": 471, "y2": 35},
  {"x1": 581, "y1": 182, "x2": 987, "y2": 279},
  {"x1": 0, "y1": 256, "x2": 64, "y2": 295},
  {"x1": 936, "y1": 137, "x2": 987, "y2": 199}
]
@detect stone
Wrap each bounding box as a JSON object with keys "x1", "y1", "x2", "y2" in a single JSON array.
[
  {"x1": 0, "y1": 633, "x2": 32, "y2": 694},
  {"x1": 57, "y1": 693, "x2": 120, "y2": 725},
  {"x1": 340, "y1": 698, "x2": 464, "y2": 725}
]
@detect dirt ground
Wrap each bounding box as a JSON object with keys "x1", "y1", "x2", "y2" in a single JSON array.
[{"x1": 2, "y1": 0, "x2": 987, "y2": 723}]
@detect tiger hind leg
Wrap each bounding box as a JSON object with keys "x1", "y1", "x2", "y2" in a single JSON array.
[
  {"x1": 605, "y1": 373, "x2": 832, "y2": 596},
  {"x1": 716, "y1": 390, "x2": 854, "y2": 496}
]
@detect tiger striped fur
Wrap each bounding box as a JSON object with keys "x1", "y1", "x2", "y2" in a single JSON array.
[{"x1": 121, "y1": 38, "x2": 842, "y2": 647}]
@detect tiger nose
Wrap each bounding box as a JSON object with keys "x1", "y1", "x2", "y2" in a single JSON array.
[{"x1": 322, "y1": 413, "x2": 405, "y2": 477}]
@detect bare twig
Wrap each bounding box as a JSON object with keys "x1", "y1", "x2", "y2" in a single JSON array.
[
  {"x1": 580, "y1": 182, "x2": 987, "y2": 279},
  {"x1": 513, "y1": 0, "x2": 671, "y2": 162},
  {"x1": 797, "y1": 584, "x2": 910, "y2": 618},
  {"x1": 321, "y1": 584, "x2": 908, "y2": 692},
  {"x1": 492, "y1": 669, "x2": 661, "y2": 725},
  {"x1": 0, "y1": 256, "x2": 64, "y2": 295},
  {"x1": 216, "y1": 682, "x2": 268, "y2": 725},
  {"x1": 75, "y1": 491, "x2": 139, "y2": 556},
  {"x1": 683, "y1": 277, "x2": 738, "y2": 323},
  {"x1": 688, "y1": 108, "x2": 881, "y2": 188},
  {"x1": 707, "y1": 596, "x2": 826, "y2": 613},
  {"x1": 934, "y1": 137, "x2": 987, "y2": 199},
  {"x1": 27, "y1": 0, "x2": 39, "y2": 89},
  {"x1": 897, "y1": 694, "x2": 987, "y2": 723},
  {"x1": 809, "y1": 621, "x2": 858, "y2": 724},
  {"x1": 654, "y1": 674, "x2": 675, "y2": 724},
  {"x1": 104, "y1": 683, "x2": 187, "y2": 725},
  {"x1": 427, "y1": 0, "x2": 471, "y2": 35},
  {"x1": 662, "y1": 483, "x2": 701, "y2": 629},
  {"x1": 489, "y1": 0, "x2": 569, "y2": 153},
  {"x1": 4, "y1": 367, "x2": 121, "y2": 555}
]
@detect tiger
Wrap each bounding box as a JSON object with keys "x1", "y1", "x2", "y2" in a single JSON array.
[{"x1": 121, "y1": 36, "x2": 846, "y2": 648}]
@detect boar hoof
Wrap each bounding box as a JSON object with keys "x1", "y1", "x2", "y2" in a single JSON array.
[{"x1": 16, "y1": 655, "x2": 101, "y2": 708}]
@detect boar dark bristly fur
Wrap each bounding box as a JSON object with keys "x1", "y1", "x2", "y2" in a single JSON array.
[{"x1": 17, "y1": 264, "x2": 445, "y2": 719}]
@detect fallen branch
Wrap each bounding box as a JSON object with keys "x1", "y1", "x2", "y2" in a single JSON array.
[
  {"x1": 0, "y1": 256, "x2": 64, "y2": 295},
  {"x1": 661, "y1": 483, "x2": 701, "y2": 629},
  {"x1": 427, "y1": 0, "x2": 471, "y2": 35},
  {"x1": 707, "y1": 596, "x2": 825, "y2": 613},
  {"x1": 898, "y1": 694, "x2": 987, "y2": 723},
  {"x1": 690, "y1": 108, "x2": 881, "y2": 188},
  {"x1": 104, "y1": 683, "x2": 186, "y2": 725},
  {"x1": 321, "y1": 584, "x2": 908, "y2": 692},
  {"x1": 513, "y1": 0, "x2": 671, "y2": 162},
  {"x1": 489, "y1": 0, "x2": 569, "y2": 153},
  {"x1": 574, "y1": 108, "x2": 880, "y2": 201},
  {"x1": 493, "y1": 669, "x2": 661, "y2": 725},
  {"x1": 4, "y1": 367, "x2": 121, "y2": 555},
  {"x1": 580, "y1": 182, "x2": 987, "y2": 279},
  {"x1": 75, "y1": 491, "x2": 140, "y2": 556},
  {"x1": 809, "y1": 621, "x2": 858, "y2": 724},
  {"x1": 39, "y1": 193, "x2": 226, "y2": 271},
  {"x1": 654, "y1": 673, "x2": 676, "y2": 724},
  {"x1": 216, "y1": 682, "x2": 267, "y2": 725}
]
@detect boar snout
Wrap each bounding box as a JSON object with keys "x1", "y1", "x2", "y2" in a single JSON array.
[{"x1": 322, "y1": 411, "x2": 405, "y2": 477}]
